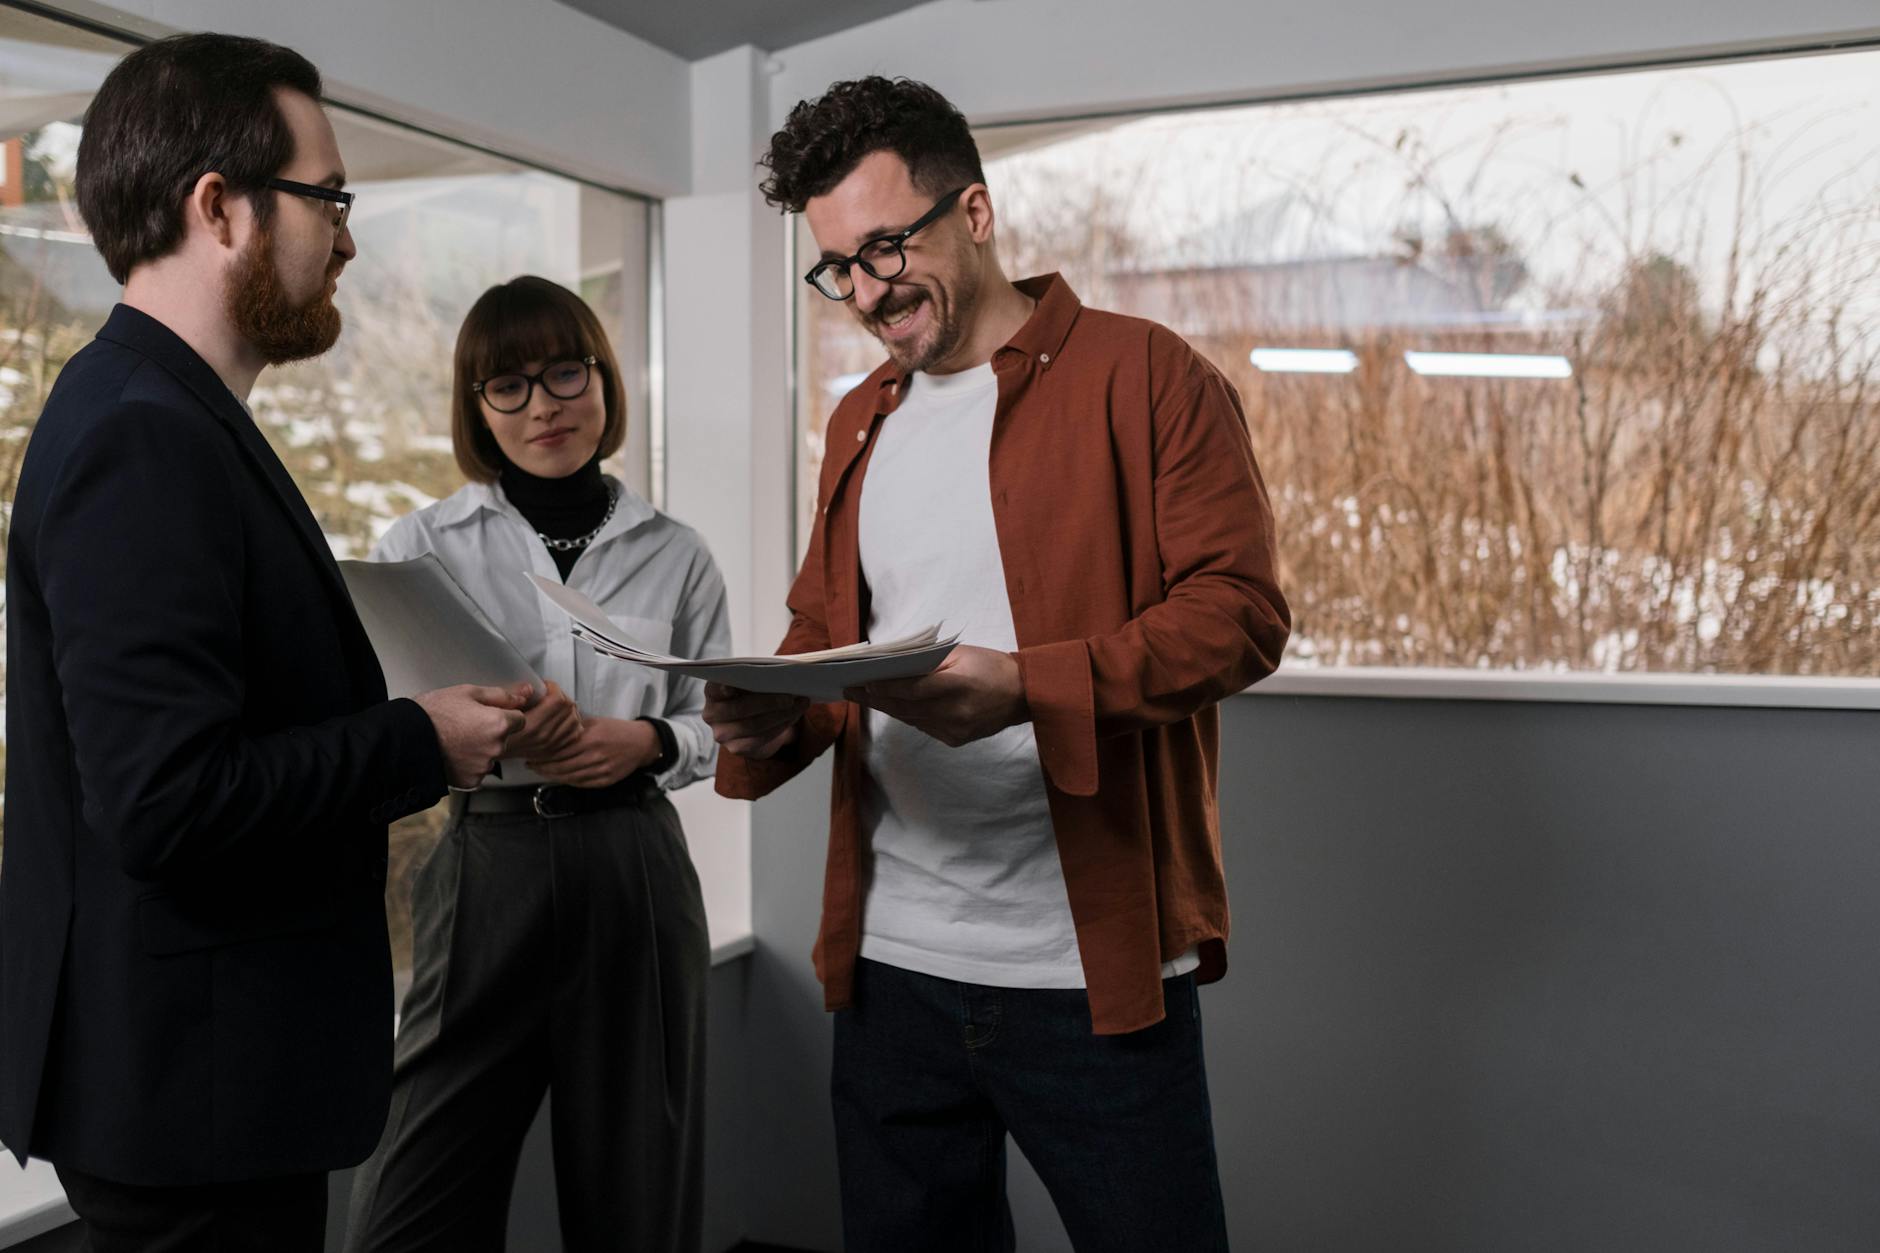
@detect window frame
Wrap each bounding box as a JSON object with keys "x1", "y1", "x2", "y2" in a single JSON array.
[
  {"x1": 0, "y1": 5, "x2": 680, "y2": 1241},
  {"x1": 785, "y1": 41, "x2": 1880, "y2": 709}
]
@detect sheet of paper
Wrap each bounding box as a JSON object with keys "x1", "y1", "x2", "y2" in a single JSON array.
[
  {"x1": 341, "y1": 554, "x2": 544, "y2": 701},
  {"x1": 529, "y1": 572, "x2": 957, "y2": 699}
]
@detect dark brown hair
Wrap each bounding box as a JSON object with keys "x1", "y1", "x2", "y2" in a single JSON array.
[
  {"x1": 451, "y1": 276, "x2": 627, "y2": 483},
  {"x1": 760, "y1": 76, "x2": 984, "y2": 213},
  {"x1": 76, "y1": 33, "x2": 322, "y2": 284}
]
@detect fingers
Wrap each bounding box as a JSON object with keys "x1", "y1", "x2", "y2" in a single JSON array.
[
  {"x1": 704, "y1": 690, "x2": 807, "y2": 722},
  {"x1": 856, "y1": 676, "x2": 928, "y2": 700},
  {"x1": 722, "y1": 721, "x2": 797, "y2": 760},
  {"x1": 703, "y1": 691, "x2": 807, "y2": 752},
  {"x1": 461, "y1": 683, "x2": 533, "y2": 709},
  {"x1": 509, "y1": 724, "x2": 578, "y2": 762},
  {"x1": 707, "y1": 711, "x2": 800, "y2": 749}
]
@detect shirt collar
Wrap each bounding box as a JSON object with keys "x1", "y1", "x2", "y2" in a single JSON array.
[
  {"x1": 869, "y1": 272, "x2": 1083, "y2": 415},
  {"x1": 1000, "y1": 272, "x2": 1081, "y2": 368},
  {"x1": 430, "y1": 473, "x2": 657, "y2": 541}
]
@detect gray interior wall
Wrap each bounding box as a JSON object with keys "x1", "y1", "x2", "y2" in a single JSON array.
[
  {"x1": 20, "y1": 694, "x2": 1878, "y2": 1253},
  {"x1": 728, "y1": 694, "x2": 1880, "y2": 1253}
]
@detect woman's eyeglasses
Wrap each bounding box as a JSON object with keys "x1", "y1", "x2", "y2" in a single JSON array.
[{"x1": 472, "y1": 357, "x2": 597, "y2": 414}]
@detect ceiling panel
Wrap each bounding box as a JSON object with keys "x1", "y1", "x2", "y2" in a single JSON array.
[{"x1": 556, "y1": 0, "x2": 936, "y2": 61}]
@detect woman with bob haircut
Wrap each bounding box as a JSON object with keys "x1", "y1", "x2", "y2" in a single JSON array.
[{"x1": 345, "y1": 275, "x2": 728, "y2": 1253}]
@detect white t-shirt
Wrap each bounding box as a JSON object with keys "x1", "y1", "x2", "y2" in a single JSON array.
[{"x1": 855, "y1": 363, "x2": 1197, "y2": 988}]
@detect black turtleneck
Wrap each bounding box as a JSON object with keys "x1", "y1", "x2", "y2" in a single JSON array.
[
  {"x1": 499, "y1": 455, "x2": 610, "y2": 580},
  {"x1": 496, "y1": 454, "x2": 677, "y2": 778}
]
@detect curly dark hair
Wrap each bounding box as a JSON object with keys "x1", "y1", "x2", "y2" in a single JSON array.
[{"x1": 760, "y1": 76, "x2": 984, "y2": 213}]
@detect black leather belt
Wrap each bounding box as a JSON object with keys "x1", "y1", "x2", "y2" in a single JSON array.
[{"x1": 452, "y1": 774, "x2": 660, "y2": 819}]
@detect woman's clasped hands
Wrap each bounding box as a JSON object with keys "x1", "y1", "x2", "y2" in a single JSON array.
[{"x1": 509, "y1": 680, "x2": 662, "y2": 788}]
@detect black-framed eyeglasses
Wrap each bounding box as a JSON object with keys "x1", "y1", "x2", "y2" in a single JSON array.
[
  {"x1": 803, "y1": 186, "x2": 970, "y2": 301},
  {"x1": 266, "y1": 177, "x2": 354, "y2": 234},
  {"x1": 472, "y1": 356, "x2": 597, "y2": 414}
]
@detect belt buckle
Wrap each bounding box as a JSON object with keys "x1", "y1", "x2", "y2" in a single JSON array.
[{"x1": 531, "y1": 785, "x2": 572, "y2": 819}]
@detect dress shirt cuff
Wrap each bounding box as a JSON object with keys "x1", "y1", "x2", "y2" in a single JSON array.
[
  {"x1": 1015, "y1": 640, "x2": 1098, "y2": 797},
  {"x1": 641, "y1": 717, "x2": 679, "y2": 775}
]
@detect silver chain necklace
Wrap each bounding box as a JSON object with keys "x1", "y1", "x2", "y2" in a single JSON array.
[{"x1": 537, "y1": 484, "x2": 620, "y2": 553}]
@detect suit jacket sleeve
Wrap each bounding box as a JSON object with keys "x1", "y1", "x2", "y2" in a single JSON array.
[
  {"x1": 37, "y1": 402, "x2": 446, "y2": 881},
  {"x1": 1016, "y1": 347, "x2": 1290, "y2": 797}
]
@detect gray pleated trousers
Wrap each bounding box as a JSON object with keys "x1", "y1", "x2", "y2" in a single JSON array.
[{"x1": 343, "y1": 794, "x2": 708, "y2": 1253}]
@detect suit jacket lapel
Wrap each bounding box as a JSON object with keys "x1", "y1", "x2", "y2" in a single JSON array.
[{"x1": 94, "y1": 306, "x2": 386, "y2": 700}]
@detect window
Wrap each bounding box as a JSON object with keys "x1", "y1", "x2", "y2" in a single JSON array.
[
  {"x1": 794, "y1": 50, "x2": 1880, "y2": 679},
  {"x1": 0, "y1": 5, "x2": 656, "y2": 996}
]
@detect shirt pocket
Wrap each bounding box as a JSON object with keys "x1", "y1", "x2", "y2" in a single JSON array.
[
  {"x1": 610, "y1": 614, "x2": 673, "y2": 655},
  {"x1": 576, "y1": 613, "x2": 673, "y2": 722}
]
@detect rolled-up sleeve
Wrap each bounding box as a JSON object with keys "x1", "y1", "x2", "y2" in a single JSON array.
[{"x1": 1017, "y1": 360, "x2": 1289, "y2": 797}]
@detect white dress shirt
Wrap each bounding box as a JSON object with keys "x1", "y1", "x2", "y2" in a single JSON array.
[{"x1": 371, "y1": 475, "x2": 730, "y2": 790}]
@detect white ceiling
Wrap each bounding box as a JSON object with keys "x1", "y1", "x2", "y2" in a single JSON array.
[{"x1": 554, "y1": 0, "x2": 937, "y2": 60}]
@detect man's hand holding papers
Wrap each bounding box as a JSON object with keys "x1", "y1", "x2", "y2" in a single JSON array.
[
  {"x1": 413, "y1": 683, "x2": 533, "y2": 789},
  {"x1": 702, "y1": 686, "x2": 810, "y2": 760},
  {"x1": 842, "y1": 644, "x2": 1030, "y2": 748}
]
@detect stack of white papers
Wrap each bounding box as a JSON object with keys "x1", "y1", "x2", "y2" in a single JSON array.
[
  {"x1": 341, "y1": 554, "x2": 544, "y2": 701},
  {"x1": 528, "y1": 574, "x2": 958, "y2": 701}
]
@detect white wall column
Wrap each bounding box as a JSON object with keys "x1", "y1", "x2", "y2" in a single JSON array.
[{"x1": 662, "y1": 45, "x2": 796, "y2": 953}]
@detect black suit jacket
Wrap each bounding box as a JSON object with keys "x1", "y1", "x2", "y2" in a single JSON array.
[{"x1": 0, "y1": 305, "x2": 446, "y2": 1185}]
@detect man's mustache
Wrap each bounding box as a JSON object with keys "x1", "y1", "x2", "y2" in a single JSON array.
[{"x1": 862, "y1": 287, "x2": 925, "y2": 330}]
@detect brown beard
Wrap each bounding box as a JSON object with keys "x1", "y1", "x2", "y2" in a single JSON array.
[
  {"x1": 863, "y1": 241, "x2": 981, "y2": 373},
  {"x1": 225, "y1": 219, "x2": 343, "y2": 365}
]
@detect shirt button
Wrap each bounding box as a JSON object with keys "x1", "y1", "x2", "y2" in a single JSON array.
[
  {"x1": 855, "y1": 429, "x2": 867, "y2": 443},
  {"x1": 1039, "y1": 353, "x2": 1051, "y2": 364}
]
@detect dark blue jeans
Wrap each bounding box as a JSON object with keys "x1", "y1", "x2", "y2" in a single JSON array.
[{"x1": 831, "y1": 958, "x2": 1230, "y2": 1253}]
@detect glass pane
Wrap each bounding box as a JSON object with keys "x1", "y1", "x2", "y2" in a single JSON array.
[
  {"x1": 794, "y1": 51, "x2": 1880, "y2": 678},
  {"x1": 0, "y1": 9, "x2": 654, "y2": 997}
]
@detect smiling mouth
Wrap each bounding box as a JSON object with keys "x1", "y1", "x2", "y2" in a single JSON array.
[{"x1": 873, "y1": 295, "x2": 925, "y2": 335}]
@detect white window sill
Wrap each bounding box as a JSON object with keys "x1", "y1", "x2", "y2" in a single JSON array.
[
  {"x1": 1245, "y1": 667, "x2": 1880, "y2": 711},
  {"x1": 0, "y1": 1155, "x2": 73, "y2": 1249},
  {"x1": 710, "y1": 931, "x2": 755, "y2": 964}
]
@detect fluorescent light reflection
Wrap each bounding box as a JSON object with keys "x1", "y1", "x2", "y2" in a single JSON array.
[
  {"x1": 1249, "y1": 348, "x2": 1359, "y2": 374},
  {"x1": 1404, "y1": 351, "x2": 1573, "y2": 379}
]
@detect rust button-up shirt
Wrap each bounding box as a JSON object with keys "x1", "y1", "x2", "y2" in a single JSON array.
[{"x1": 718, "y1": 274, "x2": 1289, "y2": 1034}]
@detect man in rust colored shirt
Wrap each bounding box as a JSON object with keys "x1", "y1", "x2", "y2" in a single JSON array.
[{"x1": 706, "y1": 76, "x2": 1288, "y2": 1252}]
